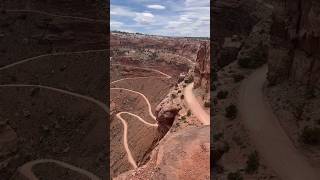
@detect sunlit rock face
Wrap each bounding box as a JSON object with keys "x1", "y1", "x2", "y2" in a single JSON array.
[{"x1": 194, "y1": 42, "x2": 210, "y2": 93}]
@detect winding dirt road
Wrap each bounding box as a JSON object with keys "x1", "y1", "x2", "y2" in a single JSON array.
[
  {"x1": 110, "y1": 65, "x2": 171, "y2": 169},
  {"x1": 0, "y1": 8, "x2": 107, "y2": 180},
  {"x1": 0, "y1": 84, "x2": 108, "y2": 112},
  {"x1": 0, "y1": 49, "x2": 107, "y2": 71},
  {"x1": 7, "y1": 9, "x2": 107, "y2": 23},
  {"x1": 0, "y1": 49, "x2": 108, "y2": 179},
  {"x1": 0, "y1": 84, "x2": 107, "y2": 180},
  {"x1": 184, "y1": 83, "x2": 210, "y2": 125},
  {"x1": 163, "y1": 52, "x2": 195, "y2": 66},
  {"x1": 239, "y1": 65, "x2": 319, "y2": 180},
  {"x1": 18, "y1": 159, "x2": 100, "y2": 180}
]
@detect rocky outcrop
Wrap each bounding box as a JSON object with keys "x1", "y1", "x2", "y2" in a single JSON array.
[
  {"x1": 267, "y1": 0, "x2": 320, "y2": 91},
  {"x1": 114, "y1": 126, "x2": 210, "y2": 180},
  {"x1": 237, "y1": 13, "x2": 273, "y2": 68},
  {"x1": 194, "y1": 43, "x2": 210, "y2": 93},
  {"x1": 155, "y1": 98, "x2": 181, "y2": 135},
  {"x1": 212, "y1": 0, "x2": 275, "y2": 69}
]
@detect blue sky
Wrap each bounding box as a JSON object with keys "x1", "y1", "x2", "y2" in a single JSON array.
[{"x1": 110, "y1": 0, "x2": 210, "y2": 37}]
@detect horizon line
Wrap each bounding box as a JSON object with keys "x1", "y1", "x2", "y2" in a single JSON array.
[{"x1": 111, "y1": 30, "x2": 210, "y2": 39}]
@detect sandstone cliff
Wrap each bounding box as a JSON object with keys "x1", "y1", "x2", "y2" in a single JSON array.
[
  {"x1": 212, "y1": 0, "x2": 272, "y2": 69},
  {"x1": 264, "y1": 0, "x2": 320, "y2": 167},
  {"x1": 267, "y1": 0, "x2": 320, "y2": 91},
  {"x1": 194, "y1": 42, "x2": 210, "y2": 93}
]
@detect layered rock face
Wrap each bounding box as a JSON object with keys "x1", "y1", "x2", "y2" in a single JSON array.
[
  {"x1": 194, "y1": 42, "x2": 210, "y2": 93},
  {"x1": 212, "y1": 0, "x2": 274, "y2": 69},
  {"x1": 267, "y1": 0, "x2": 320, "y2": 91},
  {"x1": 211, "y1": 0, "x2": 276, "y2": 70}
]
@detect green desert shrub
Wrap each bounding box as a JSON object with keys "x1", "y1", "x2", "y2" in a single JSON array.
[
  {"x1": 213, "y1": 132, "x2": 224, "y2": 141},
  {"x1": 225, "y1": 104, "x2": 238, "y2": 120},
  {"x1": 204, "y1": 101, "x2": 210, "y2": 108},
  {"x1": 238, "y1": 57, "x2": 252, "y2": 68},
  {"x1": 184, "y1": 76, "x2": 194, "y2": 83},
  {"x1": 300, "y1": 126, "x2": 320, "y2": 145},
  {"x1": 228, "y1": 171, "x2": 243, "y2": 180},
  {"x1": 217, "y1": 90, "x2": 228, "y2": 99},
  {"x1": 245, "y1": 151, "x2": 260, "y2": 174},
  {"x1": 187, "y1": 110, "x2": 192, "y2": 116},
  {"x1": 211, "y1": 83, "x2": 217, "y2": 91},
  {"x1": 213, "y1": 98, "x2": 218, "y2": 105},
  {"x1": 305, "y1": 87, "x2": 316, "y2": 99},
  {"x1": 233, "y1": 74, "x2": 245, "y2": 83},
  {"x1": 238, "y1": 43, "x2": 267, "y2": 69}
]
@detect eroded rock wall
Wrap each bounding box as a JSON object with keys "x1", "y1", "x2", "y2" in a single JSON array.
[
  {"x1": 267, "y1": 0, "x2": 320, "y2": 91},
  {"x1": 194, "y1": 42, "x2": 210, "y2": 93}
]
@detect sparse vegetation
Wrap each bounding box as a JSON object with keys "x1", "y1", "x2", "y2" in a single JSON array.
[
  {"x1": 211, "y1": 83, "x2": 217, "y2": 91},
  {"x1": 300, "y1": 126, "x2": 320, "y2": 145},
  {"x1": 232, "y1": 135, "x2": 243, "y2": 146},
  {"x1": 293, "y1": 104, "x2": 305, "y2": 121},
  {"x1": 305, "y1": 87, "x2": 316, "y2": 99},
  {"x1": 204, "y1": 101, "x2": 210, "y2": 108},
  {"x1": 187, "y1": 110, "x2": 191, "y2": 116},
  {"x1": 213, "y1": 98, "x2": 218, "y2": 105},
  {"x1": 228, "y1": 171, "x2": 243, "y2": 180},
  {"x1": 217, "y1": 90, "x2": 228, "y2": 99},
  {"x1": 238, "y1": 43, "x2": 267, "y2": 69},
  {"x1": 225, "y1": 104, "x2": 238, "y2": 120},
  {"x1": 184, "y1": 75, "x2": 194, "y2": 83},
  {"x1": 213, "y1": 132, "x2": 224, "y2": 141},
  {"x1": 233, "y1": 74, "x2": 245, "y2": 83},
  {"x1": 245, "y1": 151, "x2": 260, "y2": 174}
]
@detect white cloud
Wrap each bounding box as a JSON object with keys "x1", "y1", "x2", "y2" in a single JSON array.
[
  {"x1": 110, "y1": 21, "x2": 124, "y2": 29},
  {"x1": 111, "y1": 5, "x2": 156, "y2": 25},
  {"x1": 147, "y1": 4, "x2": 166, "y2": 10},
  {"x1": 185, "y1": 0, "x2": 209, "y2": 7},
  {"x1": 110, "y1": 0, "x2": 210, "y2": 37},
  {"x1": 134, "y1": 12, "x2": 155, "y2": 25},
  {"x1": 110, "y1": 5, "x2": 135, "y2": 17}
]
